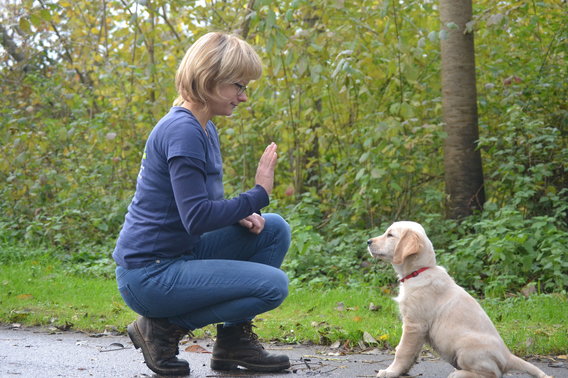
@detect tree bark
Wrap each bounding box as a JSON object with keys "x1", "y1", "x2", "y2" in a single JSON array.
[
  {"x1": 238, "y1": 0, "x2": 256, "y2": 39},
  {"x1": 439, "y1": 0, "x2": 485, "y2": 219}
]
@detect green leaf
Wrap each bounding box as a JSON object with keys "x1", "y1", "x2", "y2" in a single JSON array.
[
  {"x1": 428, "y1": 30, "x2": 438, "y2": 42},
  {"x1": 19, "y1": 18, "x2": 31, "y2": 33},
  {"x1": 29, "y1": 13, "x2": 42, "y2": 27},
  {"x1": 464, "y1": 20, "x2": 475, "y2": 34},
  {"x1": 446, "y1": 22, "x2": 459, "y2": 30},
  {"x1": 266, "y1": 9, "x2": 276, "y2": 29}
]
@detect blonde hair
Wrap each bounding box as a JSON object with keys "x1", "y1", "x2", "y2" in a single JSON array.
[{"x1": 173, "y1": 32, "x2": 262, "y2": 106}]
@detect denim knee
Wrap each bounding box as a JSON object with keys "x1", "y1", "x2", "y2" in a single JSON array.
[
  {"x1": 264, "y1": 213, "x2": 291, "y2": 247},
  {"x1": 266, "y1": 268, "x2": 289, "y2": 308}
]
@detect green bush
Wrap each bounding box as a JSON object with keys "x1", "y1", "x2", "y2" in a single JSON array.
[
  {"x1": 1, "y1": 0, "x2": 566, "y2": 297},
  {"x1": 438, "y1": 202, "x2": 568, "y2": 297}
]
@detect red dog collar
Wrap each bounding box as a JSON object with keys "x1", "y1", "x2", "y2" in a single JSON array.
[{"x1": 400, "y1": 267, "x2": 430, "y2": 283}]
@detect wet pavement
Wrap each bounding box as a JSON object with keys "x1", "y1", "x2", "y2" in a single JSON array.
[{"x1": 0, "y1": 325, "x2": 565, "y2": 377}]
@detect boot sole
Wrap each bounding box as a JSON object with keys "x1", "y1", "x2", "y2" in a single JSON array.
[
  {"x1": 210, "y1": 357, "x2": 290, "y2": 372},
  {"x1": 127, "y1": 322, "x2": 190, "y2": 376}
]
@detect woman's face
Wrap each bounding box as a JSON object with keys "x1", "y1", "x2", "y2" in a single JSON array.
[{"x1": 208, "y1": 81, "x2": 249, "y2": 118}]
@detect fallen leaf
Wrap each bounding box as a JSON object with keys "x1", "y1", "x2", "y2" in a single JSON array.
[
  {"x1": 56, "y1": 321, "x2": 73, "y2": 331},
  {"x1": 99, "y1": 343, "x2": 127, "y2": 352},
  {"x1": 521, "y1": 283, "x2": 537, "y2": 297},
  {"x1": 330, "y1": 341, "x2": 341, "y2": 349},
  {"x1": 335, "y1": 302, "x2": 345, "y2": 311},
  {"x1": 353, "y1": 316, "x2": 362, "y2": 322},
  {"x1": 362, "y1": 348, "x2": 382, "y2": 355},
  {"x1": 16, "y1": 294, "x2": 33, "y2": 300},
  {"x1": 369, "y1": 302, "x2": 381, "y2": 311},
  {"x1": 363, "y1": 331, "x2": 378, "y2": 344},
  {"x1": 325, "y1": 351, "x2": 345, "y2": 356},
  {"x1": 185, "y1": 344, "x2": 210, "y2": 353}
]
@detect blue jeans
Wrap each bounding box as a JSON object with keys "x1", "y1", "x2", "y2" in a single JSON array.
[{"x1": 115, "y1": 213, "x2": 290, "y2": 330}]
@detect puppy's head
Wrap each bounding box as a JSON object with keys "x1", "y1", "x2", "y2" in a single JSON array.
[{"x1": 367, "y1": 221, "x2": 435, "y2": 267}]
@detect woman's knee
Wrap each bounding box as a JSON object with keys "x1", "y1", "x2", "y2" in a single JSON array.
[
  {"x1": 263, "y1": 213, "x2": 291, "y2": 244},
  {"x1": 265, "y1": 268, "x2": 289, "y2": 305}
]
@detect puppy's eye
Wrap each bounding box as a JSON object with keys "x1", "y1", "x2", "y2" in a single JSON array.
[{"x1": 387, "y1": 233, "x2": 393, "y2": 237}]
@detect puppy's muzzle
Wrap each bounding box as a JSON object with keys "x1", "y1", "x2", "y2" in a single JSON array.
[{"x1": 367, "y1": 239, "x2": 378, "y2": 257}]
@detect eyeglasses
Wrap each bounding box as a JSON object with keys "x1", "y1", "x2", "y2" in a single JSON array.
[{"x1": 233, "y1": 83, "x2": 247, "y2": 95}]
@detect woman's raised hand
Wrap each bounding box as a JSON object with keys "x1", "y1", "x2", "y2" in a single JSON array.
[{"x1": 255, "y1": 142, "x2": 278, "y2": 195}]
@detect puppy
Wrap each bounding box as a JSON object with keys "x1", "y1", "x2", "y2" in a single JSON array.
[{"x1": 367, "y1": 221, "x2": 552, "y2": 378}]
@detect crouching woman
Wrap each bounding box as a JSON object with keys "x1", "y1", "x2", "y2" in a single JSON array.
[{"x1": 112, "y1": 32, "x2": 291, "y2": 376}]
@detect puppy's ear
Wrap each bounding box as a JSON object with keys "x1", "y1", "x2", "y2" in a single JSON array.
[{"x1": 392, "y1": 230, "x2": 421, "y2": 265}]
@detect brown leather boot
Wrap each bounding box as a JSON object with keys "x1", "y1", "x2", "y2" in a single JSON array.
[
  {"x1": 210, "y1": 322, "x2": 290, "y2": 372},
  {"x1": 127, "y1": 316, "x2": 190, "y2": 376}
]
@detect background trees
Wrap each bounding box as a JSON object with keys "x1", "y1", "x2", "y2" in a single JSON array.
[
  {"x1": 440, "y1": 0, "x2": 485, "y2": 219},
  {"x1": 1, "y1": 0, "x2": 566, "y2": 294}
]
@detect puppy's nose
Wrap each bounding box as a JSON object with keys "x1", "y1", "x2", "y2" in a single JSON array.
[{"x1": 367, "y1": 239, "x2": 372, "y2": 246}]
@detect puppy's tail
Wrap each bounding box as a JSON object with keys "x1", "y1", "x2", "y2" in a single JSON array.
[{"x1": 506, "y1": 354, "x2": 553, "y2": 378}]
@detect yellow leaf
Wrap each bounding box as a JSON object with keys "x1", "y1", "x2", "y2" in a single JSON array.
[{"x1": 19, "y1": 18, "x2": 31, "y2": 33}]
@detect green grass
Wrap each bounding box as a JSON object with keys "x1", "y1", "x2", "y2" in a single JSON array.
[
  {"x1": 253, "y1": 286, "x2": 401, "y2": 347},
  {"x1": 0, "y1": 255, "x2": 133, "y2": 332},
  {"x1": 1, "y1": 251, "x2": 567, "y2": 357},
  {"x1": 482, "y1": 295, "x2": 568, "y2": 356}
]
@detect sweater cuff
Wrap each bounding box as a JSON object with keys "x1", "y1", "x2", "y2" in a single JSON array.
[{"x1": 250, "y1": 184, "x2": 270, "y2": 211}]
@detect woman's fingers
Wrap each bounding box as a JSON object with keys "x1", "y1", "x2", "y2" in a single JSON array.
[
  {"x1": 255, "y1": 143, "x2": 277, "y2": 195},
  {"x1": 258, "y1": 143, "x2": 277, "y2": 168},
  {"x1": 239, "y1": 214, "x2": 265, "y2": 234}
]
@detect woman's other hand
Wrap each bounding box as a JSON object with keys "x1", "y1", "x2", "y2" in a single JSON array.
[
  {"x1": 239, "y1": 213, "x2": 265, "y2": 234},
  {"x1": 255, "y1": 143, "x2": 278, "y2": 195}
]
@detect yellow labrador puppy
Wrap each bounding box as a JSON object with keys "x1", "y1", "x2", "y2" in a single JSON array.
[{"x1": 367, "y1": 221, "x2": 552, "y2": 378}]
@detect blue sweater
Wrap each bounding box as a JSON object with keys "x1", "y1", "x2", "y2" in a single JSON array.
[{"x1": 113, "y1": 107, "x2": 269, "y2": 269}]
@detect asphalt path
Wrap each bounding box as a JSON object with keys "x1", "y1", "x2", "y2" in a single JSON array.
[{"x1": 0, "y1": 326, "x2": 565, "y2": 377}]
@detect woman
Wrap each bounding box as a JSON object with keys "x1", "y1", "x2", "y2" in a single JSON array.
[{"x1": 112, "y1": 32, "x2": 291, "y2": 376}]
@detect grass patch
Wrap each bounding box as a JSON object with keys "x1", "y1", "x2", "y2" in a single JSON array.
[
  {"x1": 0, "y1": 253, "x2": 133, "y2": 332},
  {"x1": 1, "y1": 251, "x2": 566, "y2": 356},
  {"x1": 482, "y1": 295, "x2": 568, "y2": 356},
  {"x1": 253, "y1": 286, "x2": 401, "y2": 348}
]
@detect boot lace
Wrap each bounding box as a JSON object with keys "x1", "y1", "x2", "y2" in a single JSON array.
[
  {"x1": 164, "y1": 328, "x2": 194, "y2": 357},
  {"x1": 241, "y1": 322, "x2": 264, "y2": 349}
]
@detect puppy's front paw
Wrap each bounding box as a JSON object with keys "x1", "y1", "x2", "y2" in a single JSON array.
[{"x1": 377, "y1": 369, "x2": 399, "y2": 378}]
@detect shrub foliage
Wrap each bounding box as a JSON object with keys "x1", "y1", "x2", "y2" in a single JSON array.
[{"x1": 1, "y1": 0, "x2": 566, "y2": 295}]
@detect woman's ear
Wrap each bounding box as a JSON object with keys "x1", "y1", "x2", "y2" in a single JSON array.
[{"x1": 392, "y1": 230, "x2": 421, "y2": 265}]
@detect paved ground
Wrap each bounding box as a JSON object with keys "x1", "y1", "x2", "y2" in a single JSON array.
[{"x1": 0, "y1": 325, "x2": 565, "y2": 377}]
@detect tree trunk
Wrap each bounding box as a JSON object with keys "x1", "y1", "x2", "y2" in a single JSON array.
[
  {"x1": 238, "y1": 0, "x2": 256, "y2": 39},
  {"x1": 0, "y1": 24, "x2": 25, "y2": 63},
  {"x1": 439, "y1": 0, "x2": 485, "y2": 219}
]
